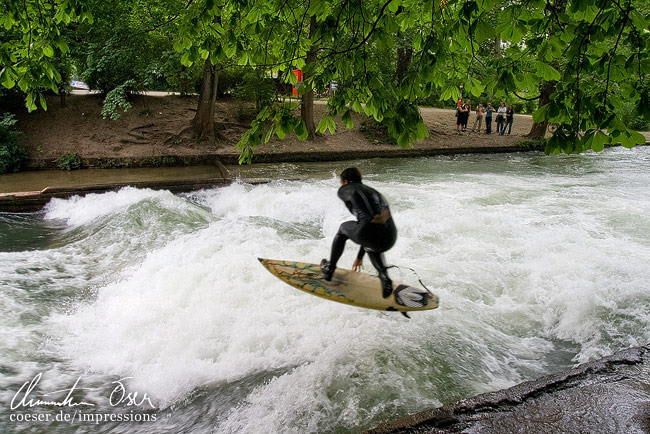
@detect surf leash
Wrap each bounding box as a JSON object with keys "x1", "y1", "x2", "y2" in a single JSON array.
[{"x1": 386, "y1": 264, "x2": 434, "y2": 296}]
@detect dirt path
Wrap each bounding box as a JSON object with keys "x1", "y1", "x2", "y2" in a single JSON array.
[{"x1": 10, "y1": 93, "x2": 539, "y2": 166}]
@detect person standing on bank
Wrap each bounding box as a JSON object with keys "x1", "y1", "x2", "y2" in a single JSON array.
[
  {"x1": 505, "y1": 105, "x2": 514, "y2": 135},
  {"x1": 471, "y1": 103, "x2": 484, "y2": 132},
  {"x1": 321, "y1": 168, "x2": 398, "y2": 298},
  {"x1": 462, "y1": 99, "x2": 472, "y2": 132},
  {"x1": 456, "y1": 100, "x2": 468, "y2": 134},
  {"x1": 485, "y1": 103, "x2": 494, "y2": 134},
  {"x1": 496, "y1": 102, "x2": 507, "y2": 135}
]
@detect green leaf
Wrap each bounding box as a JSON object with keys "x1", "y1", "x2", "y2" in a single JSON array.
[
  {"x1": 54, "y1": 39, "x2": 69, "y2": 54},
  {"x1": 327, "y1": 118, "x2": 336, "y2": 135},
  {"x1": 26, "y1": 92, "x2": 37, "y2": 112},
  {"x1": 592, "y1": 131, "x2": 609, "y2": 152},
  {"x1": 342, "y1": 110, "x2": 354, "y2": 129},
  {"x1": 473, "y1": 18, "x2": 494, "y2": 43},
  {"x1": 497, "y1": 20, "x2": 525, "y2": 42},
  {"x1": 611, "y1": 129, "x2": 646, "y2": 148},
  {"x1": 415, "y1": 121, "x2": 429, "y2": 140},
  {"x1": 536, "y1": 62, "x2": 561, "y2": 81},
  {"x1": 440, "y1": 83, "x2": 461, "y2": 102},
  {"x1": 39, "y1": 93, "x2": 47, "y2": 110},
  {"x1": 265, "y1": 126, "x2": 274, "y2": 143},
  {"x1": 288, "y1": 71, "x2": 298, "y2": 85},
  {"x1": 223, "y1": 43, "x2": 236, "y2": 58},
  {"x1": 584, "y1": 129, "x2": 609, "y2": 152},
  {"x1": 465, "y1": 76, "x2": 485, "y2": 97},
  {"x1": 237, "y1": 53, "x2": 249, "y2": 66},
  {"x1": 518, "y1": 72, "x2": 539, "y2": 92},
  {"x1": 0, "y1": 69, "x2": 15, "y2": 89},
  {"x1": 363, "y1": 99, "x2": 375, "y2": 117},
  {"x1": 626, "y1": 130, "x2": 646, "y2": 147},
  {"x1": 317, "y1": 116, "x2": 332, "y2": 133},
  {"x1": 180, "y1": 51, "x2": 192, "y2": 66},
  {"x1": 532, "y1": 103, "x2": 550, "y2": 123},
  {"x1": 497, "y1": 70, "x2": 517, "y2": 90},
  {"x1": 638, "y1": 93, "x2": 650, "y2": 121},
  {"x1": 43, "y1": 45, "x2": 54, "y2": 58},
  {"x1": 295, "y1": 119, "x2": 308, "y2": 140},
  {"x1": 397, "y1": 131, "x2": 409, "y2": 148},
  {"x1": 630, "y1": 10, "x2": 649, "y2": 31},
  {"x1": 477, "y1": 0, "x2": 499, "y2": 9}
]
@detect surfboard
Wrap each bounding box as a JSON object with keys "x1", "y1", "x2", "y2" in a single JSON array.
[{"x1": 258, "y1": 258, "x2": 439, "y2": 313}]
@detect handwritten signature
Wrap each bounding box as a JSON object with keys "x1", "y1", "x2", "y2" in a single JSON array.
[
  {"x1": 109, "y1": 378, "x2": 155, "y2": 408},
  {"x1": 11, "y1": 373, "x2": 155, "y2": 410}
]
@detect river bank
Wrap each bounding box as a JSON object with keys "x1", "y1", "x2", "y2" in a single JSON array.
[{"x1": 8, "y1": 92, "x2": 544, "y2": 170}]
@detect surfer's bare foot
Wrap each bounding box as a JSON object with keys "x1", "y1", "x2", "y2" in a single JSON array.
[{"x1": 320, "y1": 259, "x2": 334, "y2": 281}]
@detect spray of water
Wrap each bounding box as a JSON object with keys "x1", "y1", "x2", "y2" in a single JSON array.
[{"x1": 1, "y1": 148, "x2": 649, "y2": 432}]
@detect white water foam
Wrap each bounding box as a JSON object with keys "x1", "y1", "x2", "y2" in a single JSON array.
[
  {"x1": 24, "y1": 150, "x2": 650, "y2": 431},
  {"x1": 43, "y1": 187, "x2": 181, "y2": 226}
]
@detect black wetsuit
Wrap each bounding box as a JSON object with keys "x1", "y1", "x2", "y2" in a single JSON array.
[{"x1": 328, "y1": 181, "x2": 397, "y2": 276}]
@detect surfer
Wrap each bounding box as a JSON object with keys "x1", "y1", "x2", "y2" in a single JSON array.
[{"x1": 320, "y1": 167, "x2": 397, "y2": 298}]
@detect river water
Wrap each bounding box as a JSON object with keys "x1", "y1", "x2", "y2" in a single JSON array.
[{"x1": 1, "y1": 147, "x2": 649, "y2": 433}]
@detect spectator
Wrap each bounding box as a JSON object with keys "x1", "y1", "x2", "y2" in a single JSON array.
[
  {"x1": 485, "y1": 103, "x2": 495, "y2": 134},
  {"x1": 496, "y1": 102, "x2": 507, "y2": 135},
  {"x1": 504, "y1": 105, "x2": 514, "y2": 135},
  {"x1": 456, "y1": 101, "x2": 468, "y2": 134},
  {"x1": 471, "y1": 103, "x2": 484, "y2": 132},
  {"x1": 463, "y1": 99, "x2": 471, "y2": 132}
]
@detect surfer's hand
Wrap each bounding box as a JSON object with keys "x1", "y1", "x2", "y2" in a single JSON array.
[
  {"x1": 352, "y1": 258, "x2": 363, "y2": 272},
  {"x1": 371, "y1": 209, "x2": 391, "y2": 224}
]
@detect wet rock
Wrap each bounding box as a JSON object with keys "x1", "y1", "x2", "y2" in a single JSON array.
[{"x1": 368, "y1": 346, "x2": 650, "y2": 434}]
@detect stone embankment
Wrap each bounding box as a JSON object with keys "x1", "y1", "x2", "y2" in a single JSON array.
[{"x1": 368, "y1": 345, "x2": 650, "y2": 434}]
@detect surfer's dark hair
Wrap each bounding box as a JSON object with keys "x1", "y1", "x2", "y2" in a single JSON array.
[{"x1": 340, "y1": 167, "x2": 362, "y2": 183}]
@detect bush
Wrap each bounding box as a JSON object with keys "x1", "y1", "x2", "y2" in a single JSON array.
[
  {"x1": 141, "y1": 156, "x2": 178, "y2": 167},
  {"x1": 511, "y1": 100, "x2": 537, "y2": 114},
  {"x1": 158, "y1": 50, "x2": 203, "y2": 95},
  {"x1": 628, "y1": 116, "x2": 650, "y2": 131},
  {"x1": 233, "y1": 69, "x2": 276, "y2": 113},
  {"x1": 218, "y1": 67, "x2": 245, "y2": 97},
  {"x1": 0, "y1": 113, "x2": 27, "y2": 174},
  {"x1": 621, "y1": 98, "x2": 650, "y2": 131},
  {"x1": 359, "y1": 119, "x2": 397, "y2": 145},
  {"x1": 101, "y1": 80, "x2": 136, "y2": 120},
  {"x1": 56, "y1": 153, "x2": 83, "y2": 170},
  {"x1": 82, "y1": 38, "x2": 139, "y2": 93}
]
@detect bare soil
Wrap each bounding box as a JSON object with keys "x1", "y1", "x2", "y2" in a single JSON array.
[{"x1": 11, "y1": 92, "x2": 540, "y2": 166}]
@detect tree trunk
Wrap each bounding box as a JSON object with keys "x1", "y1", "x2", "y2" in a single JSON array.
[
  {"x1": 396, "y1": 31, "x2": 413, "y2": 84},
  {"x1": 527, "y1": 81, "x2": 554, "y2": 139},
  {"x1": 301, "y1": 16, "x2": 317, "y2": 139},
  {"x1": 527, "y1": 0, "x2": 565, "y2": 139},
  {"x1": 494, "y1": 35, "x2": 502, "y2": 58},
  {"x1": 192, "y1": 59, "x2": 219, "y2": 138}
]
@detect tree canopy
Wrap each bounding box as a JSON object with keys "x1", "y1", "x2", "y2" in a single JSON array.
[
  {"x1": 2, "y1": 0, "x2": 649, "y2": 161},
  {"x1": 1, "y1": 0, "x2": 93, "y2": 110}
]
